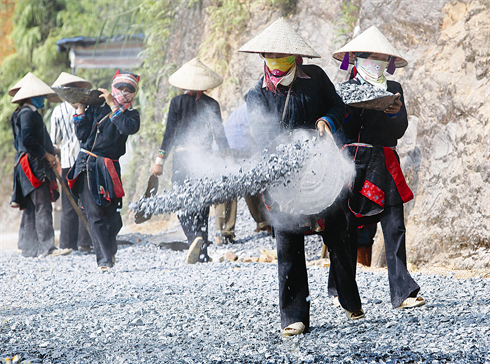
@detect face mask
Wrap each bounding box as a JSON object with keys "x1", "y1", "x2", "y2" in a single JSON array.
[
  {"x1": 30, "y1": 96, "x2": 46, "y2": 110},
  {"x1": 356, "y1": 58, "x2": 388, "y2": 79},
  {"x1": 263, "y1": 55, "x2": 296, "y2": 76}
]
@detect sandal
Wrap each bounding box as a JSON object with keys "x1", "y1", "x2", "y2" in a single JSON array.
[
  {"x1": 281, "y1": 322, "x2": 305, "y2": 336},
  {"x1": 186, "y1": 237, "x2": 204, "y2": 264},
  {"x1": 344, "y1": 308, "x2": 365, "y2": 320},
  {"x1": 97, "y1": 266, "x2": 110, "y2": 273},
  {"x1": 397, "y1": 296, "x2": 426, "y2": 309}
]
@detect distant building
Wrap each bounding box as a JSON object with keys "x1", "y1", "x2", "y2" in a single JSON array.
[{"x1": 56, "y1": 34, "x2": 144, "y2": 72}]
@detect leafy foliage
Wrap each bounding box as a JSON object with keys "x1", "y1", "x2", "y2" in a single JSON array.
[
  {"x1": 0, "y1": 0, "x2": 321, "y2": 209},
  {"x1": 0, "y1": 0, "x2": 145, "y2": 181},
  {"x1": 333, "y1": 0, "x2": 360, "y2": 47}
]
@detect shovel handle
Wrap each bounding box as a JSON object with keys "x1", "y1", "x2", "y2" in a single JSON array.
[{"x1": 51, "y1": 166, "x2": 91, "y2": 237}]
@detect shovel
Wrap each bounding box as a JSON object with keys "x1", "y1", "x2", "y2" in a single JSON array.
[
  {"x1": 134, "y1": 174, "x2": 159, "y2": 224},
  {"x1": 51, "y1": 166, "x2": 91, "y2": 237}
]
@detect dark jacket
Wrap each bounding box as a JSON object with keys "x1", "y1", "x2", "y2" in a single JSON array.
[
  {"x1": 68, "y1": 103, "x2": 140, "y2": 206},
  {"x1": 159, "y1": 93, "x2": 229, "y2": 152},
  {"x1": 246, "y1": 64, "x2": 346, "y2": 151},
  {"x1": 341, "y1": 79, "x2": 412, "y2": 221},
  {"x1": 11, "y1": 106, "x2": 57, "y2": 207},
  {"x1": 342, "y1": 79, "x2": 408, "y2": 147}
]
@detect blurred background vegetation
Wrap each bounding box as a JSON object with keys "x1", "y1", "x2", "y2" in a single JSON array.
[{"x1": 0, "y1": 0, "x2": 292, "y2": 222}]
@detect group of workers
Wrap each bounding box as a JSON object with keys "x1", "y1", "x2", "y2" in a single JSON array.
[{"x1": 9, "y1": 18, "x2": 425, "y2": 336}]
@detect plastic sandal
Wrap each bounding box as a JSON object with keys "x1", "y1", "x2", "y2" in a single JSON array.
[
  {"x1": 186, "y1": 237, "x2": 204, "y2": 264},
  {"x1": 397, "y1": 296, "x2": 426, "y2": 309},
  {"x1": 344, "y1": 308, "x2": 365, "y2": 320},
  {"x1": 282, "y1": 322, "x2": 305, "y2": 336}
]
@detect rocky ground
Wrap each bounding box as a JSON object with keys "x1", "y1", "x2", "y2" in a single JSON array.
[{"x1": 1, "y1": 200, "x2": 490, "y2": 363}]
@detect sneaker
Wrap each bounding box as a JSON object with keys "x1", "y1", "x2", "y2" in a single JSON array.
[
  {"x1": 198, "y1": 252, "x2": 213, "y2": 263},
  {"x1": 49, "y1": 248, "x2": 72, "y2": 257},
  {"x1": 186, "y1": 237, "x2": 204, "y2": 264},
  {"x1": 223, "y1": 236, "x2": 234, "y2": 244}
]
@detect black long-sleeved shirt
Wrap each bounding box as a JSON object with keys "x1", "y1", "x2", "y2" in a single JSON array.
[
  {"x1": 11, "y1": 106, "x2": 56, "y2": 198},
  {"x1": 341, "y1": 79, "x2": 408, "y2": 147},
  {"x1": 246, "y1": 64, "x2": 346, "y2": 150},
  {"x1": 13, "y1": 107, "x2": 54, "y2": 159},
  {"x1": 74, "y1": 103, "x2": 140, "y2": 161},
  {"x1": 159, "y1": 93, "x2": 229, "y2": 152}
]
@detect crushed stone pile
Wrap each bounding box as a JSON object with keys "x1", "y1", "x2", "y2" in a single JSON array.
[{"x1": 335, "y1": 82, "x2": 393, "y2": 104}]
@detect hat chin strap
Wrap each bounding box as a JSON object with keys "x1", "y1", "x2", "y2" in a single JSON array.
[
  {"x1": 387, "y1": 57, "x2": 396, "y2": 75},
  {"x1": 340, "y1": 53, "x2": 350, "y2": 70}
]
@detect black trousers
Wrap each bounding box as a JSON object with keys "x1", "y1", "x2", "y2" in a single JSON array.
[
  {"x1": 329, "y1": 204, "x2": 420, "y2": 308},
  {"x1": 59, "y1": 168, "x2": 92, "y2": 250},
  {"x1": 178, "y1": 207, "x2": 210, "y2": 260},
  {"x1": 173, "y1": 150, "x2": 210, "y2": 256},
  {"x1": 18, "y1": 181, "x2": 56, "y2": 257},
  {"x1": 78, "y1": 173, "x2": 122, "y2": 267},
  {"x1": 275, "y1": 207, "x2": 361, "y2": 331},
  {"x1": 358, "y1": 224, "x2": 377, "y2": 247}
]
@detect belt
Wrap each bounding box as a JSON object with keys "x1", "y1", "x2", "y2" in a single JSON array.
[
  {"x1": 80, "y1": 148, "x2": 119, "y2": 161},
  {"x1": 342, "y1": 143, "x2": 397, "y2": 151}
]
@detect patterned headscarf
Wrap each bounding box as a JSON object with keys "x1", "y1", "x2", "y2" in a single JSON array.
[
  {"x1": 261, "y1": 54, "x2": 297, "y2": 93},
  {"x1": 111, "y1": 70, "x2": 140, "y2": 110}
]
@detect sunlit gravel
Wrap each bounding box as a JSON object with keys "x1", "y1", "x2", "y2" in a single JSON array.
[{"x1": 1, "y1": 201, "x2": 489, "y2": 363}]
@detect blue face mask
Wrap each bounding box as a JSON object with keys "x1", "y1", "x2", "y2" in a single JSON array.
[{"x1": 30, "y1": 96, "x2": 46, "y2": 110}]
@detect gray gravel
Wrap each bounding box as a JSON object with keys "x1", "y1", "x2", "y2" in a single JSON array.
[
  {"x1": 335, "y1": 82, "x2": 393, "y2": 104},
  {"x1": 131, "y1": 136, "x2": 310, "y2": 217},
  {"x1": 1, "y1": 200, "x2": 490, "y2": 363}
]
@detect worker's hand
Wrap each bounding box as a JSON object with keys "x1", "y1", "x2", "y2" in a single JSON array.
[
  {"x1": 98, "y1": 88, "x2": 116, "y2": 109},
  {"x1": 316, "y1": 119, "x2": 334, "y2": 139},
  {"x1": 44, "y1": 153, "x2": 57, "y2": 168},
  {"x1": 151, "y1": 163, "x2": 163, "y2": 176},
  {"x1": 76, "y1": 104, "x2": 86, "y2": 114},
  {"x1": 384, "y1": 93, "x2": 402, "y2": 114},
  {"x1": 53, "y1": 147, "x2": 61, "y2": 156}
]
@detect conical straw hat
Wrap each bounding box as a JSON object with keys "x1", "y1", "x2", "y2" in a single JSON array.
[
  {"x1": 333, "y1": 26, "x2": 408, "y2": 68},
  {"x1": 12, "y1": 74, "x2": 57, "y2": 104},
  {"x1": 8, "y1": 72, "x2": 38, "y2": 97},
  {"x1": 52, "y1": 72, "x2": 92, "y2": 88},
  {"x1": 238, "y1": 17, "x2": 320, "y2": 58},
  {"x1": 169, "y1": 58, "x2": 223, "y2": 91}
]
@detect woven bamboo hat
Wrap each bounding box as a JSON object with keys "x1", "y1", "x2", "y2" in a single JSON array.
[
  {"x1": 238, "y1": 17, "x2": 320, "y2": 58},
  {"x1": 8, "y1": 72, "x2": 38, "y2": 97},
  {"x1": 12, "y1": 73, "x2": 58, "y2": 104},
  {"x1": 168, "y1": 58, "x2": 223, "y2": 91},
  {"x1": 52, "y1": 72, "x2": 92, "y2": 88},
  {"x1": 333, "y1": 26, "x2": 407, "y2": 69}
]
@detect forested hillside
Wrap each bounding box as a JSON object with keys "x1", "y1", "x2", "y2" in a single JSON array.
[{"x1": 1, "y1": 0, "x2": 490, "y2": 270}]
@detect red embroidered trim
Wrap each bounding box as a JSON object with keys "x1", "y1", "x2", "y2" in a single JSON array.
[
  {"x1": 383, "y1": 147, "x2": 414, "y2": 203},
  {"x1": 104, "y1": 158, "x2": 125, "y2": 198},
  {"x1": 20, "y1": 154, "x2": 43, "y2": 189},
  {"x1": 49, "y1": 180, "x2": 59, "y2": 202},
  {"x1": 67, "y1": 173, "x2": 78, "y2": 190},
  {"x1": 359, "y1": 180, "x2": 385, "y2": 208}
]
